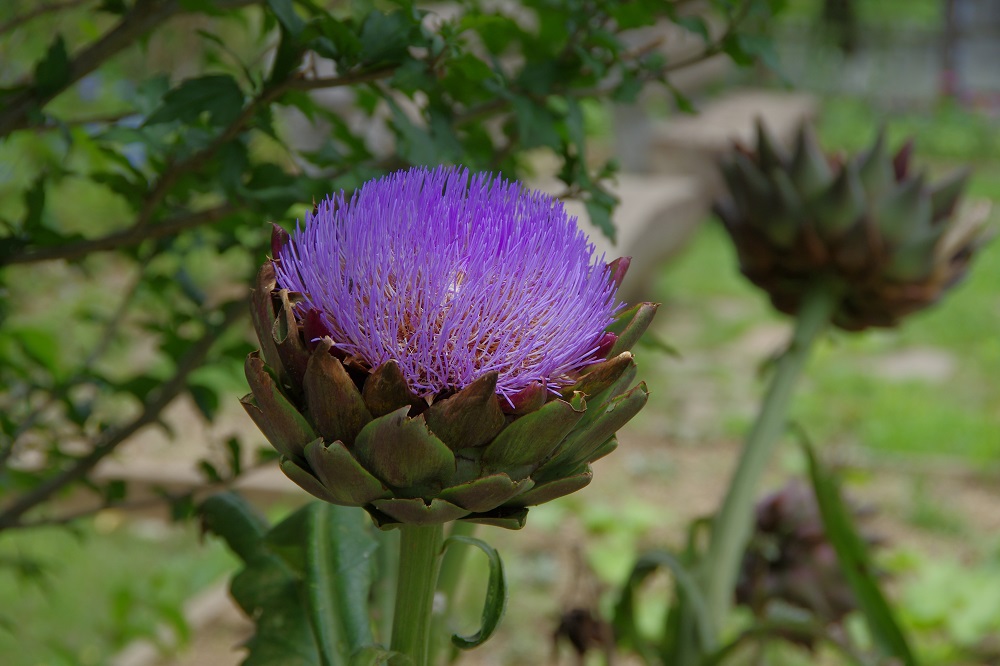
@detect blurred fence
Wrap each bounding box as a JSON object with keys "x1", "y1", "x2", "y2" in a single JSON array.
[{"x1": 775, "y1": 0, "x2": 1000, "y2": 107}]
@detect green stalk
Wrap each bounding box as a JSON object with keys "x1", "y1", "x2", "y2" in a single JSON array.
[
  {"x1": 431, "y1": 521, "x2": 478, "y2": 664},
  {"x1": 701, "y1": 285, "x2": 840, "y2": 631},
  {"x1": 389, "y1": 523, "x2": 446, "y2": 666}
]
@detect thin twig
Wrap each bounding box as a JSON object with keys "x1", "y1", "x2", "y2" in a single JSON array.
[
  {"x1": 15, "y1": 458, "x2": 274, "y2": 528},
  {"x1": 0, "y1": 299, "x2": 246, "y2": 532},
  {"x1": 2, "y1": 65, "x2": 398, "y2": 266},
  {"x1": 132, "y1": 65, "x2": 396, "y2": 232},
  {"x1": 0, "y1": 263, "x2": 149, "y2": 466}
]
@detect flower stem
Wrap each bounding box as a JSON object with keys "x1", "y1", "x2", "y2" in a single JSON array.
[
  {"x1": 701, "y1": 285, "x2": 840, "y2": 631},
  {"x1": 431, "y1": 521, "x2": 478, "y2": 664},
  {"x1": 390, "y1": 523, "x2": 445, "y2": 666}
]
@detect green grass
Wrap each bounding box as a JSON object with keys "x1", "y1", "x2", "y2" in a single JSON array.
[{"x1": 0, "y1": 518, "x2": 237, "y2": 666}]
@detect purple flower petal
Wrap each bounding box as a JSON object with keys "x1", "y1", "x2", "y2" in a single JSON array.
[{"x1": 276, "y1": 166, "x2": 621, "y2": 400}]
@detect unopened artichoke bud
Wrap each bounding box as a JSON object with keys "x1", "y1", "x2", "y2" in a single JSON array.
[
  {"x1": 735, "y1": 481, "x2": 879, "y2": 647},
  {"x1": 242, "y1": 167, "x2": 657, "y2": 529},
  {"x1": 715, "y1": 122, "x2": 989, "y2": 330}
]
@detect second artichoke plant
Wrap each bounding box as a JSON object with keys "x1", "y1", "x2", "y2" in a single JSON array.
[{"x1": 715, "y1": 122, "x2": 987, "y2": 330}]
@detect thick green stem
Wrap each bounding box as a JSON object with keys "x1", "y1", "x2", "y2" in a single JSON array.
[
  {"x1": 390, "y1": 523, "x2": 445, "y2": 666},
  {"x1": 701, "y1": 286, "x2": 840, "y2": 631}
]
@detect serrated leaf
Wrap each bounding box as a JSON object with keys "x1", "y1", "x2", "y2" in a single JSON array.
[{"x1": 201, "y1": 494, "x2": 326, "y2": 666}]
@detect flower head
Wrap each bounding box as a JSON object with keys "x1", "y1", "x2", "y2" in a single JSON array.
[
  {"x1": 244, "y1": 167, "x2": 657, "y2": 528},
  {"x1": 275, "y1": 167, "x2": 619, "y2": 402},
  {"x1": 715, "y1": 123, "x2": 988, "y2": 330}
]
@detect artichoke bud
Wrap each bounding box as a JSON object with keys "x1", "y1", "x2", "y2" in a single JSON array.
[
  {"x1": 875, "y1": 173, "x2": 932, "y2": 245},
  {"x1": 810, "y1": 160, "x2": 865, "y2": 238},
  {"x1": 789, "y1": 124, "x2": 834, "y2": 197},
  {"x1": 856, "y1": 128, "x2": 894, "y2": 197},
  {"x1": 929, "y1": 168, "x2": 970, "y2": 222},
  {"x1": 736, "y1": 481, "x2": 880, "y2": 649},
  {"x1": 715, "y1": 122, "x2": 987, "y2": 330},
  {"x1": 754, "y1": 119, "x2": 789, "y2": 174}
]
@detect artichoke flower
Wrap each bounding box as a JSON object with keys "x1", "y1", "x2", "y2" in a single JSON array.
[
  {"x1": 715, "y1": 122, "x2": 988, "y2": 330},
  {"x1": 242, "y1": 167, "x2": 657, "y2": 529}
]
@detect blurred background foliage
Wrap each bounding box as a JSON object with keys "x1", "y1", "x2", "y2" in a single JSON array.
[
  {"x1": 2, "y1": 0, "x2": 999, "y2": 664},
  {"x1": 0, "y1": 0, "x2": 782, "y2": 663}
]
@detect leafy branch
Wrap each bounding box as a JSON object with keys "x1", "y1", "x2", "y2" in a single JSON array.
[
  {"x1": 0, "y1": 0, "x2": 259, "y2": 138},
  {"x1": 0, "y1": 299, "x2": 246, "y2": 531}
]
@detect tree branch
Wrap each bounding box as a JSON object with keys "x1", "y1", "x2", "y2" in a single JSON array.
[
  {"x1": 0, "y1": 264, "x2": 148, "y2": 467},
  {"x1": 14, "y1": 458, "x2": 274, "y2": 529},
  {"x1": 1, "y1": 203, "x2": 239, "y2": 266},
  {"x1": 0, "y1": 299, "x2": 247, "y2": 531},
  {"x1": 2, "y1": 63, "x2": 398, "y2": 267},
  {"x1": 0, "y1": 0, "x2": 258, "y2": 139}
]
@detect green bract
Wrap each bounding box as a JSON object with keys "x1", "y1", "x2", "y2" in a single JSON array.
[
  {"x1": 243, "y1": 262, "x2": 657, "y2": 529},
  {"x1": 715, "y1": 122, "x2": 989, "y2": 330}
]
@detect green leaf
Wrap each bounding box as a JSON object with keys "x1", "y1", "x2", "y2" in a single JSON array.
[
  {"x1": 145, "y1": 74, "x2": 244, "y2": 127},
  {"x1": 510, "y1": 96, "x2": 561, "y2": 149},
  {"x1": 444, "y1": 535, "x2": 507, "y2": 649},
  {"x1": 199, "y1": 492, "x2": 271, "y2": 563},
  {"x1": 358, "y1": 10, "x2": 414, "y2": 65},
  {"x1": 675, "y1": 15, "x2": 709, "y2": 41},
  {"x1": 268, "y1": 24, "x2": 306, "y2": 86},
  {"x1": 232, "y1": 560, "x2": 321, "y2": 666},
  {"x1": 803, "y1": 441, "x2": 919, "y2": 665},
  {"x1": 199, "y1": 460, "x2": 223, "y2": 483},
  {"x1": 188, "y1": 382, "x2": 219, "y2": 422},
  {"x1": 267, "y1": 503, "x2": 379, "y2": 659},
  {"x1": 11, "y1": 326, "x2": 61, "y2": 377},
  {"x1": 267, "y1": 0, "x2": 304, "y2": 36},
  {"x1": 225, "y1": 436, "x2": 243, "y2": 477},
  {"x1": 612, "y1": 550, "x2": 716, "y2": 657},
  {"x1": 34, "y1": 36, "x2": 71, "y2": 96},
  {"x1": 584, "y1": 198, "x2": 616, "y2": 244},
  {"x1": 22, "y1": 176, "x2": 46, "y2": 231}
]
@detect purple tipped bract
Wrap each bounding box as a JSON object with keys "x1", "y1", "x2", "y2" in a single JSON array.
[{"x1": 275, "y1": 166, "x2": 621, "y2": 401}]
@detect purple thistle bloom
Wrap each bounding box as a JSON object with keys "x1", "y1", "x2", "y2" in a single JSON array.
[{"x1": 275, "y1": 166, "x2": 621, "y2": 402}]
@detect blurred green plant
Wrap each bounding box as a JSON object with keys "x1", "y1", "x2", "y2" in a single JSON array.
[
  {"x1": 610, "y1": 119, "x2": 991, "y2": 665},
  {"x1": 0, "y1": 517, "x2": 236, "y2": 666},
  {"x1": 0, "y1": 0, "x2": 786, "y2": 661},
  {"x1": 0, "y1": 0, "x2": 781, "y2": 531}
]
